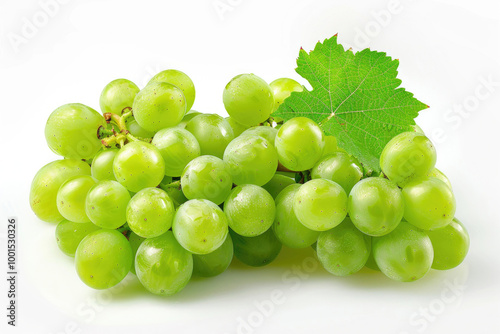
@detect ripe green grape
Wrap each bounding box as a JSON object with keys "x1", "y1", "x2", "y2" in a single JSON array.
[
  {"x1": 373, "y1": 221, "x2": 433, "y2": 282},
  {"x1": 273, "y1": 184, "x2": 319, "y2": 248},
  {"x1": 225, "y1": 117, "x2": 249, "y2": 137},
  {"x1": 380, "y1": 132, "x2": 436, "y2": 186},
  {"x1": 321, "y1": 135, "x2": 340, "y2": 158},
  {"x1": 172, "y1": 199, "x2": 229, "y2": 254},
  {"x1": 126, "y1": 188, "x2": 175, "y2": 238},
  {"x1": 193, "y1": 234, "x2": 233, "y2": 277},
  {"x1": 177, "y1": 110, "x2": 201, "y2": 129},
  {"x1": 230, "y1": 228, "x2": 282, "y2": 267},
  {"x1": 275, "y1": 117, "x2": 325, "y2": 171},
  {"x1": 45, "y1": 103, "x2": 106, "y2": 159},
  {"x1": 426, "y1": 218, "x2": 469, "y2": 270},
  {"x1": 262, "y1": 173, "x2": 296, "y2": 199},
  {"x1": 223, "y1": 73, "x2": 274, "y2": 126},
  {"x1": 85, "y1": 180, "x2": 131, "y2": 229},
  {"x1": 99, "y1": 78, "x2": 139, "y2": 115},
  {"x1": 57, "y1": 175, "x2": 97, "y2": 223},
  {"x1": 223, "y1": 134, "x2": 278, "y2": 186},
  {"x1": 427, "y1": 168, "x2": 452, "y2": 189},
  {"x1": 348, "y1": 177, "x2": 404, "y2": 236},
  {"x1": 317, "y1": 218, "x2": 371, "y2": 276},
  {"x1": 135, "y1": 231, "x2": 193, "y2": 295},
  {"x1": 128, "y1": 232, "x2": 145, "y2": 275},
  {"x1": 113, "y1": 141, "x2": 165, "y2": 192},
  {"x1": 126, "y1": 119, "x2": 155, "y2": 138},
  {"x1": 91, "y1": 149, "x2": 118, "y2": 181},
  {"x1": 30, "y1": 159, "x2": 91, "y2": 223},
  {"x1": 293, "y1": 179, "x2": 347, "y2": 231},
  {"x1": 133, "y1": 81, "x2": 187, "y2": 132},
  {"x1": 75, "y1": 229, "x2": 133, "y2": 289},
  {"x1": 55, "y1": 220, "x2": 101, "y2": 257},
  {"x1": 180, "y1": 155, "x2": 232, "y2": 205},
  {"x1": 402, "y1": 177, "x2": 456, "y2": 230},
  {"x1": 269, "y1": 78, "x2": 303, "y2": 113},
  {"x1": 311, "y1": 151, "x2": 363, "y2": 194},
  {"x1": 241, "y1": 126, "x2": 278, "y2": 146},
  {"x1": 185, "y1": 114, "x2": 234, "y2": 158},
  {"x1": 149, "y1": 69, "x2": 196, "y2": 111},
  {"x1": 224, "y1": 185, "x2": 276, "y2": 237}
]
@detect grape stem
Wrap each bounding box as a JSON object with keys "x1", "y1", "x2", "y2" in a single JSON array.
[
  {"x1": 163, "y1": 180, "x2": 181, "y2": 190},
  {"x1": 100, "y1": 111, "x2": 152, "y2": 148}
]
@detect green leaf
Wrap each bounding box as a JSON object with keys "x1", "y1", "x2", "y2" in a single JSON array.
[{"x1": 273, "y1": 35, "x2": 428, "y2": 172}]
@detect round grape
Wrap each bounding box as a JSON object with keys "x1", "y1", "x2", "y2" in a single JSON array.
[
  {"x1": 85, "y1": 180, "x2": 131, "y2": 229},
  {"x1": 99, "y1": 78, "x2": 139, "y2": 115},
  {"x1": 57, "y1": 175, "x2": 97, "y2": 223},
  {"x1": 185, "y1": 114, "x2": 234, "y2": 159}
]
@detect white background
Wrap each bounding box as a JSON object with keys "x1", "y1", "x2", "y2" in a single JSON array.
[{"x1": 1, "y1": 0, "x2": 499, "y2": 333}]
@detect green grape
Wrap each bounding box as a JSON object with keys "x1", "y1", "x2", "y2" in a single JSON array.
[
  {"x1": 224, "y1": 185, "x2": 276, "y2": 237},
  {"x1": 269, "y1": 78, "x2": 303, "y2": 114},
  {"x1": 126, "y1": 188, "x2": 175, "y2": 238},
  {"x1": 135, "y1": 231, "x2": 193, "y2": 295},
  {"x1": 223, "y1": 73, "x2": 274, "y2": 126},
  {"x1": 293, "y1": 179, "x2": 347, "y2": 231},
  {"x1": 365, "y1": 245, "x2": 380, "y2": 271},
  {"x1": 185, "y1": 114, "x2": 234, "y2": 158},
  {"x1": 45, "y1": 103, "x2": 106, "y2": 159},
  {"x1": 85, "y1": 180, "x2": 131, "y2": 229},
  {"x1": 225, "y1": 117, "x2": 249, "y2": 137},
  {"x1": 223, "y1": 134, "x2": 278, "y2": 186},
  {"x1": 113, "y1": 141, "x2": 165, "y2": 192},
  {"x1": 193, "y1": 234, "x2": 233, "y2": 277},
  {"x1": 311, "y1": 151, "x2": 363, "y2": 194},
  {"x1": 241, "y1": 126, "x2": 278, "y2": 146},
  {"x1": 159, "y1": 176, "x2": 188, "y2": 208},
  {"x1": 427, "y1": 168, "x2": 452, "y2": 189},
  {"x1": 75, "y1": 229, "x2": 133, "y2": 289},
  {"x1": 230, "y1": 228, "x2": 282, "y2": 267},
  {"x1": 152, "y1": 128, "x2": 200, "y2": 177},
  {"x1": 402, "y1": 177, "x2": 456, "y2": 230},
  {"x1": 317, "y1": 218, "x2": 371, "y2": 276},
  {"x1": 149, "y1": 69, "x2": 196, "y2": 111},
  {"x1": 177, "y1": 110, "x2": 201, "y2": 129},
  {"x1": 180, "y1": 155, "x2": 232, "y2": 205},
  {"x1": 57, "y1": 175, "x2": 97, "y2": 223},
  {"x1": 99, "y1": 78, "x2": 139, "y2": 115},
  {"x1": 126, "y1": 119, "x2": 155, "y2": 138},
  {"x1": 275, "y1": 117, "x2": 325, "y2": 171},
  {"x1": 55, "y1": 220, "x2": 100, "y2": 257},
  {"x1": 372, "y1": 221, "x2": 433, "y2": 282},
  {"x1": 91, "y1": 149, "x2": 118, "y2": 181},
  {"x1": 380, "y1": 132, "x2": 436, "y2": 186},
  {"x1": 172, "y1": 199, "x2": 229, "y2": 254},
  {"x1": 410, "y1": 124, "x2": 425, "y2": 134},
  {"x1": 128, "y1": 231, "x2": 146, "y2": 275},
  {"x1": 262, "y1": 173, "x2": 296, "y2": 199},
  {"x1": 133, "y1": 82, "x2": 187, "y2": 132},
  {"x1": 348, "y1": 177, "x2": 404, "y2": 236},
  {"x1": 321, "y1": 135, "x2": 340, "y2": 158},
  {"x1": 273, "y1": 184, "x2": 319, "y2": 248},
  {"x1": 426, "y1": 218, "x2": 469, "y2": 270},
  {"x1": 30, "y1": 159, "x2": 91, "y2": 223}
]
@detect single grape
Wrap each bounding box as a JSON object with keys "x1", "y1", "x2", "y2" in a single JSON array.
[
  {"x1": 427, "y1": 168, "x2": 452, "y2": 189},
  {"x1": 91, "y1": 149, "x2": 119, "y2": 181},
  {"x1": 230, "y1": 228, "x2": 282, "y2": 267},
  {"x1": 159, "y1": 176, "x2": 188, "y2": 208},
  {"x1": 275, "y1": 117, "x2": 325, "y2": 171},
  {"x1": 224, "y1": 185, "x2": 276, "y2": 237},
  {"x1": 225, "y1": 117, "x2": 249, "y2": 137},
  {"x1": 75, "y1": 229, "x2": 133, "y2": 289},
  {"x1": 128, "y1": 231, "x2": 146, "y2": 275},
  {"x1": 240, "y1": 126, "x2": 278, "y2": 146},
  {"x1": 317, "y1": 218, "x2": 371, "y2": 276},
  {"x1": 45, "y1": 103, "x2": 106, "y2": 159},
  {"x1": 185, "y1": 114, "x2": 234, "y2": 158},
  {"x1": 321, "y1": 135, "x2": 340, "y2": 158},
  {"x1": 85, "y1": 180, "x2": 131, "y2": 229},
  {"x1": 148, "y1": 69, "x2": 196, "y2": 111},
  {"x1": 426, "y1": 218, "x2": 469, "y2": 270},
  {"x1": 311, "y1": 151, "x2": 363, "y2": 194},
  {"x1": 57, "y1": 175, "x2": 97, "y2": 223},
  {"x1": 126, "y1": 119, "x2": 155, "y2": 138},
  {"x1": 135, "y1": 231, "x2": 193, "y2": 295},
  {"x1": 180, "y1": 155, "x2": 232, "y2": 205},
  {"x1": 30, "y1": 159, "x2": 91, "y2": 223},
  {"x1": 133, "y1": 81, "x2": 187, "y2": 132},
  {"x1": 293, "y1": 179, "x2": 347, "y2": 231},
  {"x1": 348, "y1": 177, "x2": 404, "y2": 236},
  {"x1": 126, "y1": 188, "x2": 175, "y2": 238},
  {"x1": 55, "y1": 220, "x2": 100, "y2": 257},
  {"x1": 269, "y1": 78, "x2": 303, "y2": 112},
  {"x1": 373, "y1": 221, "x2": 433, "y2": 282},
  {"x1": 172, "y1": 199, "x2": 229, "y2": 254},
  {"x1": 380, "y1": 132, "x2": 436, "y2": 186},
  {"x1": 177, "y1": 110, "x2": 201, "y2": 129},
  {"x1": 223, "y1": 73, "x2": 274, "y2": 126},
  {"x1": 273, "y1": 184, "x2": 319, "y2": 248},
  {"x1": 193, "y1": 234, "x2": 233, "y2": 277},
  {"x1": 223, "y1": 134, "x2": 278, "y2": 186},
  {"x1": 113, "y1": 141, "x2": 165, "y2": 193},
  {"x1": 402, "y1": 177, "x2": 456, "y2": 230},
  {"x1": 262, "y1": 173, "x2": 296, "y2": 199},
  {"x1": 99, "y1": 78, "x2": 139, "y2": 115}
]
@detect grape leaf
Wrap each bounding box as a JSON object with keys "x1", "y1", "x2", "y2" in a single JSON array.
[{"x1": 273, "y1": 35, "x2": 428, "y2": 172}]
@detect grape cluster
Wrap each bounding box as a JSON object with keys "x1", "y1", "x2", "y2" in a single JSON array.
[{"x1": 30, "y1": 70, "x2": 469, "y2": 296}]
